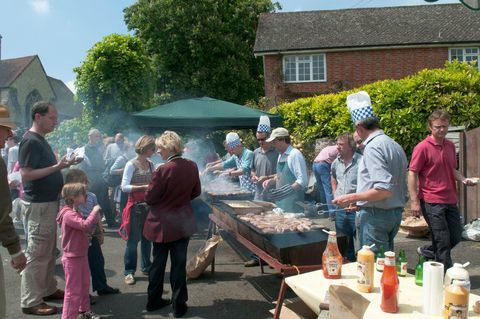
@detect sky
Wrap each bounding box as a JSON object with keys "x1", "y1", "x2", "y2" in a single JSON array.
[{"x1": 0, "y1": 0, "x2": 458, "y2": 94}]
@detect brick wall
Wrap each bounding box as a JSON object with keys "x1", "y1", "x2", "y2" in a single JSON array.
[{"x1": 263, "y1": 47, "x2": 449, "y2": 107}]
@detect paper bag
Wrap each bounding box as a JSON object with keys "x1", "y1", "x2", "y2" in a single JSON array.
[
  {"x1": 328, "y1": 285, "x2": 370, "y2": 319},
  {"x1": 186, "y1": 235, "x2": 222, "y2": 279}
]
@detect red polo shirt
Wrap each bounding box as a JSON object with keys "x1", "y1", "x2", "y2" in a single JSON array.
[{"x1": 409, "y1": 136, "x2": 457, "y2": 204}]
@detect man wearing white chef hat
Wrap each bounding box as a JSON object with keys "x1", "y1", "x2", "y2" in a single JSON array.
[
  {"x1": 204, "y1": 132, "x2": 255, "y2": 193},
  {"x1": 408, "y1": 110, "x2": 477, "y2": 269},
  {"x1": 333, "y1": 91, "x2": 408, "y2": 254}
]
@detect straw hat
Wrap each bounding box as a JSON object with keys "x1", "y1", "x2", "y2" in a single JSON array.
[{"x1": 0, "y1": 105, "x2": 16, "y2": 129}]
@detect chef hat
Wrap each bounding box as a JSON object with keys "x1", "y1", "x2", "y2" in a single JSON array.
[
  {"x1": 346, "y1": 91, "x2": 376, "y2": 124},
  {"x1": 225, "y1": 132, "x2": 241, "y2": 150},
  {"x1": 257, "y1": 115, "x2": 271, "y2": 133}
]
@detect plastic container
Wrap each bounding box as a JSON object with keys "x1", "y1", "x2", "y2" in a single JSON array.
[
  {"x1": 322, "y1": 231, "x2": 342, "y2": 279},
  {"x1": 444, "y1": 280, "x2": 469, "y2": 319},
  {"x1": 445, "y1": 263, "x2": 471, "y2": 291},
  {"x1": 357, "y1": 245, "x2": 375, "y2": 293}
]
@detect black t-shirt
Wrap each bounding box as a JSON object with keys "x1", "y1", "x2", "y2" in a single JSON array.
[{"x1": 19, "y1": 131, "x2": 63, "y2": 202}]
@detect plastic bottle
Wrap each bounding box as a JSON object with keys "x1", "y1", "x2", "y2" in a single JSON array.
[
  {"x1": 380, "y1": 251, "x2": 399, "y2": 313},
  {"x1": 376, "y1": 245, "x2": 385, "y2": 272},
  {"x1": 444, "y1": 280, "x2": 469, "y2": 319},
  {"x1": 396, "y1": 249, "x2": 407, "y2": 277},
  {"x1": 445, "y1": 263, "x2": 471, "y2": 291},
  {"x1": 322, "y1": 231, "x2": 342, "y2": 279},
  {"x1": 415, "y1": 255, "x2": 424, "y2": 286},
  {"x1": 357, "y1": 245, "x2": 375, "y2": 293}
]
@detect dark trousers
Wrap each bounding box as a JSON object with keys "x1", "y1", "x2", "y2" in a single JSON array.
[
  {"x1": 420, "y1": 201, "x2": 463, "y2": 269},
  {"x1": 148, "y1": 237, "x2": 190, "y2": 309},
  {"x1": 88, "y1": 236, "x2": 108, "y2": 292},
  {"x1": 90, "y1": 179, "x2": 115, "y2": 225}
]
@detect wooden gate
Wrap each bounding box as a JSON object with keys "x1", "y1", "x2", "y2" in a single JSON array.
[{"x1": 465, "y1": 126, "x2": 480, "y2": 223}]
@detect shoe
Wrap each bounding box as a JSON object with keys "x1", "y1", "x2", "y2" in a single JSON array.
[
  {"x1": 173, "y1": 303, "x2": 188, "y2": 318},
  {"x1": 244, "y1": 259, "x2": 260, "y2": 267},
  {"x1": 77, "y1": 310, "x2": 102, "y2": 319},
  {"x1": 97, "y1": 286, "x2": 120, "y2": 296},
  {"x1": 417, "y1": 246, "x2": 434, "y2": 260},
  {"x1": 90, "y1": 294, "x2": 96, "y2": 305},
  {"x1": 22, "y1": 303, "x2": 58, "y2": 315},
  {"x1": 146, "y1": 298, "x2": 171, "y2": 312},
  {"x1": 43, "y1": 289, "x2": 64, "y2": 301},
  {"x1": 124, "y1": 274, "x2": 135, "y2": 285}
]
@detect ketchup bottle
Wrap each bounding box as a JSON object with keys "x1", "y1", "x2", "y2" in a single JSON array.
[
  {"x1": 380, "y1": 251, "x2": 399, "y2": 313},
  {"x1": 322, "y1": 231, "x2": 342, "y2": 279}
]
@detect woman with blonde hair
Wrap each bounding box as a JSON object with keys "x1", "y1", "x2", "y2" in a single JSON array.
[
  {"x1": 118, "y1": 135, "x2": 155, "y2": 286},
  {"x1": 144, "y1": 131, "x2": 201, "y2": 317}
]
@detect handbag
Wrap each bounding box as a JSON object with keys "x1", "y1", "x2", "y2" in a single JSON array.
[{"x1": 134, "y1": 202, "x2": 150, "y2": 226}]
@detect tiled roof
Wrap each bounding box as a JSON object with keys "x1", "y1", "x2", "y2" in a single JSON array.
[
  {"x1": 0, "y1": 55, "x2": 37, "y2": 87},
  {"x1": 254, "y1": 4, "x2": 480, "y2": 54}
]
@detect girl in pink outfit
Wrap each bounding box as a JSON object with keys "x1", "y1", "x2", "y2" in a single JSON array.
[{"x1": 57, "y1": 183, "x2": 101, "y2": 319}]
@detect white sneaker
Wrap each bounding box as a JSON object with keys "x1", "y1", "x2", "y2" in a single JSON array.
[
  {"x1": 77, "y1": 311, "x2": 102, "y2": 319},
  {"x1": 124, "y1": 274, "x2": 135, "y2": 285}
]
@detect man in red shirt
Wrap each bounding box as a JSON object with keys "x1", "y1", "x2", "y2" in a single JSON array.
[{"x1": 408, "y1": 110, "x2": 477, "y2": 269}]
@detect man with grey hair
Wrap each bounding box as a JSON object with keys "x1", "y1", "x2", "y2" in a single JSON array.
[
  {"x1": 333, "y1": 91, "x2": 408, "y2": 254},
  {"x1": 82, "y1": 128, "x2": 116, "y2": 227},
  {"x1": 104, "y1": 132, "x2": 126, "y2": 162}
]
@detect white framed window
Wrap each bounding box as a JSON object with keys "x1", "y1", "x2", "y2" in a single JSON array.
[
  {"x1": 449, "y1": 47, "x2": 479, "y2": 69},
  {"x1": 283, "y1": 54, "x2": 326, "y2": 83}
]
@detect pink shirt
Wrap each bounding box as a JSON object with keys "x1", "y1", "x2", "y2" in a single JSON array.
[
  {"x1": 57, "y1": 205, "x2": 99, "y2": 257},
  {"x1": 314, "y1": 145, "x2": 338, "y2": 164},
  {"x1": 409, "y1": 136, "x2": 457, "y2": 204}
]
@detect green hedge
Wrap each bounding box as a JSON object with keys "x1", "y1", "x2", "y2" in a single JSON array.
[{"x1": 272, "y1": 61, "x2": 480, "y2": 162}]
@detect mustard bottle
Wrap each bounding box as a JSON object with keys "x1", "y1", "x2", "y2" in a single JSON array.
[
  {"x1": 444, "y1": 279, "x2": 469, "y2": 319},
  {"x1": 357, "y1": 245, "x2": 375, "y2": 293}
]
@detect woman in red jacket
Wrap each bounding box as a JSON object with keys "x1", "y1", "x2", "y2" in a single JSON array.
[{"x1": 144, "y1": 131, "x2": 201, "y2": 318}]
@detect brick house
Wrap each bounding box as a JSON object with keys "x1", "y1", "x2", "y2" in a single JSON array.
[
  {"x1": 0, "y1": 55, "x2": 82, "y2": 128},
  {"x1": 254, "y1": 4, "x2": 480, "y2": 107}
]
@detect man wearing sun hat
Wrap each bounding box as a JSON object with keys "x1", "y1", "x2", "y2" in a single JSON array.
[
  {"x1": 332, "y1": 91, "x2": 408, "y2": 253},
  {"x1": 262, "y1": 127, "x2": 308, "y2": 213},
  {"x1": 204, "y1": 132, "x2": 255, "y2": 193},
  {"x1": 0, "y1": 104, "x2": 27, "y2": 318}
]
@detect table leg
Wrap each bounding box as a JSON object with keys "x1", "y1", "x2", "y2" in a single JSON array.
[{"x1": 273, "y1": 277, "x2": 287, "y2": 319}]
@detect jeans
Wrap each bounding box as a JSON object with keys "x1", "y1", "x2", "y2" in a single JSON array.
[
  {"x1": 356, "y1": 206, "x2": 402, "y2": 254},
  {"x1": 148, "y1": 237, "x2": 190, "y2": 309},
  {"x1": 124, "y1": 206, "x2": 152, "y2": 275},
  {"x1": 335, "y1": 210, "x2": 357, "y2": 261},
  {"x1": 420, "y1": 201, "x2": 462, "y2": 269},
  {"x1": 312, "y1": 162, "x2": 334, "y2": 216},
  {"x1": 88, "y1": 236, "x2": 107, "y2": 292}
]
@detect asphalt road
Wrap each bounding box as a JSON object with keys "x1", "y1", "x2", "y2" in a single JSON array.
[{"x1": 2, "y1": 209, "x2": 480, "y2": 319}]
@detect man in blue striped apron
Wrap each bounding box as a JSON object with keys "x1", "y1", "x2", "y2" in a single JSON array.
[
  {"x1": 204, "y1": 132, "x2": 256, "y2": 193},
  {"x1": 263, "y1": 128, "x2": 308, "y2": 213}
]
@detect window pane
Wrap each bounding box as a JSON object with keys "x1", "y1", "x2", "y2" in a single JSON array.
[
  {"x1": 450, "y1": 48, "x2": 464, "y2": 62},
  {"x1": 312, "y1": 54, "x2": 325, "y2": 81},
  {"x1": 298, "y1": 56, "x2": 310, "y2": 81},
  {"x1": 284, "y1": 57, "x2": 296, "y2": 82}
]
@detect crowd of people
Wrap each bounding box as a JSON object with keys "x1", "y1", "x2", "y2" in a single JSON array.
[{"x1": 0, "y1": 90, "x2": 476, "y2": 318}]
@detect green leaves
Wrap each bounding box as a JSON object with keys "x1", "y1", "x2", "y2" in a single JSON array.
[
  {"x1": 74, "y1": 33, "x2": 155, "y2": 121},
  {"x1": 124, "y1": 0, "x2": 277, "y2": 105},
  {"x1": 275, "y1": 61, "x2": 480, "y2": 160}
]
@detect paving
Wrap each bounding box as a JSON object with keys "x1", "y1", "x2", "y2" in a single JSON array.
[{"x1": 2, "y1": 209, "x2": 480, "y2": 319}]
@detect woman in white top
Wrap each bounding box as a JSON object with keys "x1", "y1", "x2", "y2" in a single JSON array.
[{"x1": 118, "y1": 135, "x2": 155, "y2": 286}]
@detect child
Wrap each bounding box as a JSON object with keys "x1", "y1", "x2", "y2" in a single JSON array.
[
  {"x1": 57, "y1": 183, "x2": 101, "y2": 319},
  {"x1": 65, "y1": 169, "x2": 120, "y2": 296}
]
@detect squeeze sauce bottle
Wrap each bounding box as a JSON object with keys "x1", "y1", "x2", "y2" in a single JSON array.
[{"x1": 357, "y1": 245, "x2": 375, "y2": 293}]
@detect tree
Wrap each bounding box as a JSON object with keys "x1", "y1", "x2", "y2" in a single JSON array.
[
  {"x1": 74, "y1": 33, "x2": 155, "y2": 118},
  {"x1": 124, "y1": 0, "x2": 279, "y2": 105}
]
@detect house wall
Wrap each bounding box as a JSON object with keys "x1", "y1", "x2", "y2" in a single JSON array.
[
  {"x1": 263, "y1": 46, "x2": 449, "y2": 107},
  {"x1": 9, "y1": 57, "x2": 55, "y2": 126}
]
